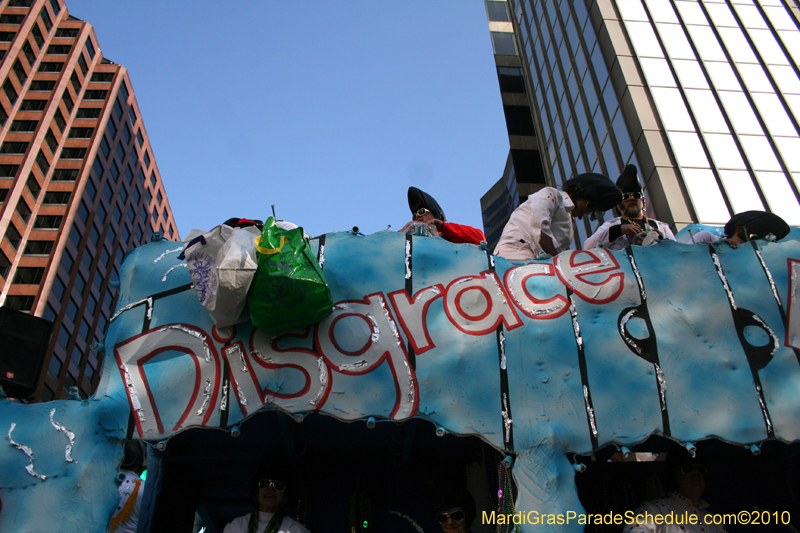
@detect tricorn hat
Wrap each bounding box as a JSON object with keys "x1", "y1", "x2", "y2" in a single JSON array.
[
  {"x1": 724, "y1": 210, "x2": 790, "y2": 242},
  {"x1": 616, "y1": 164, "x2": 642, "y2": 194},
  {"x1": 408, "y1": 187, "x2": 446, "y2": 221},
  {"x1": 564, "y1": 173, "x2": 623, "y2": 212}
]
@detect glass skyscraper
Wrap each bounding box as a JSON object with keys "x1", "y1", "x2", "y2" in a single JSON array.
[{"x1": 483, "y1": 0, "x2": 800, "y2": 246}]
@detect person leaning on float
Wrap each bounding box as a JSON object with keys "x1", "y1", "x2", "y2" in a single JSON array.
[
  {"x1": 399, "y1": 186, "x2": 486, "y2": 245},
  {"x1": 433, "y1": 489, "x2": 477, "y2": 533},
  {"x1": 493, "y1": 173, "x2": 622, "y2": 261},
  {"x1": 690, "y1": 210, "x2": 790, "y2": 248},
  {"x1": 222, "y1": 461, "x2": 309, "y2": 533},
  {"x1": 583, "y1": 164, "x2": 676, "y2": 250}
]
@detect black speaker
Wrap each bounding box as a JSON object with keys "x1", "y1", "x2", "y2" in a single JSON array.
[{"x1": 0, "y1": 306, "x2": 54, "y2": 399}]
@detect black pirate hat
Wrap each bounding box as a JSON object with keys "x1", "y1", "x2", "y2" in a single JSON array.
[
  {"x1": 564, "y1": 173, "x2": 623, "y2": 212},
  {"x1": 408, "y1": 187, "x2": 446, "y2": 221},
  {"x1": 616, "y1": 164, "x2": 642, "y2": 193},
  {"x1": 724, "y1": 211, "x2": 790, "y2": 242}
]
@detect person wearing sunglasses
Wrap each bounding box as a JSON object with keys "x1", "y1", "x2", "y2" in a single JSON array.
[
  {"x1": 400, "y1": 187, "x2": 486, "y2": 245},
  {"x1": 433, "y1": 490, "x2": 476, "y2": 533},
  {"x1": 493, "y1": 173, "x2": 622, "y2": 260},
  {"x1": 222, "y1": 463, "x2": 309, "y2": 533},
  {"x1": 624, "y1": 446, "x2": 726, "y2": 533},
  {"x1": 689, "y1": 210, "x2": 790, "y2": 248},
  {"x1": 584, "y1": 164, "x2": 675, "y2": 251}
]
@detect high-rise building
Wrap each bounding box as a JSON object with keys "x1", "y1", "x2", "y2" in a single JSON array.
[
  {"x1": 0, "y1": 0, "x2": 179, "y2": 401},
  {"x1": 482, "y1": 0, "x2": 800, "y2": 246}
]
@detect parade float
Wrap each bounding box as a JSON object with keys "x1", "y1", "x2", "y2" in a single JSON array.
[{"x1": 1, "y1": 224, "x2": 800, "y2": 532}]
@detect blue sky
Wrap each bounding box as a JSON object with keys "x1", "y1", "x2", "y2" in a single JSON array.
[{"x1": 65, "y1": 1, "x2": 511, "y2": 239}]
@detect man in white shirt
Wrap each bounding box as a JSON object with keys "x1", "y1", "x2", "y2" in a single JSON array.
[
  {"x1": 690, "y1": 210, "x2": 790, "y2": 247},
  {"x1": 493, "y1": 173, "x2": 622, "y2": 261},
  {"x1": 584, "y1": 165, "x2": 675, "y2": 251}
]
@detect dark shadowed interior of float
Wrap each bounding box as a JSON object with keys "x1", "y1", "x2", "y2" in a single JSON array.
[{"x1": 138, "y1": 412, "x2": 800, "y2": 533}]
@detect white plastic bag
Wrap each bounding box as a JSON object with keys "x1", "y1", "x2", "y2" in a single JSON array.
[{"x1": 180, "y1": 224, "x2": 260, "y2": 328}]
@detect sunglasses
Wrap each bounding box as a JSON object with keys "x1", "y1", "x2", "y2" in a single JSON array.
[
  {"x1": 622, "y1": 192, "x2": 644, "y2": 201},
  {"x1": 436, "y1": 510, "x2": 465, "y2": 524},
  {"x1": 679, "y1": 464, "x2": 707, "y2": 475},
  {"x1": 258, "y1": 479, "x2": 286, "y2": 492},
  {"x1": 414, "y1": 208, "x2": 432, "y2": 218}
]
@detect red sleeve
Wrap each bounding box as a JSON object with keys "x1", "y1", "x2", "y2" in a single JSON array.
[{"x1": 440, "y1": 222, "x2": 486, "y2": 245}]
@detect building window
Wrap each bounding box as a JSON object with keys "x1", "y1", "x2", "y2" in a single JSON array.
[
  {"x1": 69, "y1": 226, "x2": 80, "y2": 247},
  {"x1": 26, "y1": 175, "x2": 41, "y2": 198},
  {"x1": 0, "y1": 189, "x2": 7, "y2": 203},
  {"x1": 128, "y1": 106, "x2": 137, "y2": 125},
  {"x1": 109, "y1": 161, "x2": 119, "y2": 181},
  {"x1": 45, "y1": 129, "x2": 57, "y2": 151},
  {"x1": 13, "y1": 59, "x2": 28, "y2": 84},
  {"x1": 62, "y1": 91, "x2": 73, "y2": 112},
  {"x1": 487, "y1": 0, "x2": 511, "y2": 22},
  {"x1": 45, "y1": 43, "x2": 70, "y2": 54},
  {"x1": 10, "y1": 119, "x2": 37, "y2": 132},
  {"x1": 43, "y1": 190, "x2": 70, "y2": 204},
  {"x1": 83, "y1": 90, "x2": 107, "y2": 100},
  {"x1": 3, "y1": 79, "x2": 18, "y2": 105},
  {"x1": 0, "y1": 165, "x2": 19, "y2": 179},
  {"x1": 0, "y1": 104, "x2": 7, "y2": 127},
  {"x1": 23, "y1": 240, "x2": 53, "y2": 255},
  {"x1": 54, "y1": 28, "x2": 77, "y2": 38},
  {"x1": 22, "y1": 41, "x2": 35, "y2": 64},
  {"x1": 0, "y1": 32, "x2": 16, "y2": 42},
  {"x1": 136, "y1": 130, "x2": 144, "y2": 146},
  {"x1": 29, "y1": 80, "x2": 55, "y2": 92},
  {"x1": 40, "y1": 8, "x2": 52, "y2": 32},
  {"x1": 76, "y1": 53, "x2": 86, "y2": 73},
  {"x1": 99, "y1": 137, "x2": 110, "y2": 158},
  {"x1": 84, "y1": 181, "x2": 96, "y2": 201},
  {"x1": 76, "y1": 107, "x2": 100, "y2": 119},
  {"x1": 5, "y1": 295, "x2": 34, "y2": 312},
  {"x1": 6, "y1": 224, "x2": 21, "y2": 249},
  {"x1": 0, "y1": 141, "x2": 28, "y2": 154},
  {"x1": 70, "y1": 71, "x2": 80, "y2": 93},
  {"x1": 115, "y1": 143, "x2": 125, "y2": 163},
  {"x1": 8, "y1": 0, "x2": 34, "y2": 7},
  {"x1": 30, "y1": 23, "x2": 43, "y2": 46},
  {"x1": 68, "y1": 127, "x2": 94, "y2": 139},
  {"x1": 106, "y1": 118, "x2": 117, "y2": 140},
  {"x1": 38, "y1": 61, "x2": 63, "y2": 72},
  {"x1": 122, "y1": 123, "x2": 131, "y2": 145},
  {"x1": 103, "y1": 181, "x2": 113, "y2": 201},
  {"x1": 52, "y1": 168, "x2": 77, "y2": 181},
  {"x1": 53, "y1": 108, "x2": 66, "y2": 131},
  {"x1": 0, "y1": 14, "x2": 26, "y2": 25},
  {"x1": 60, "y1": 147, "x2": 86, "y2": 159},
  {"x1": 13, "y1": 266, "x2": 44, "y2": 284},
  {"x1": 85, "y1": 40, "x2": 95, "y2": 60},
  {"x1": 50, "y1": 0, "x2": 60, "y2": 15},
  {"x1": 111, "y1": 99, "x2": 122, "y2": 123},
  {"x1": 32, "y1": 214, "x2": 62, "y2": 229},
  {"x1": 143, "y1": 151, "x2": 151, "y2": 169},
  {"x1": 50, "y1": 275, "x2": 65, "y2": 300},
  {"x1": 57, "y1": 324, "x2": 70, "y2": 348},
  {"x1": 36, "y1": 150, "x2": 50, "y2": 175},
  {"x1": 90, "y1": 72, "x2": 113, "y2": 83},
  {"x1": 20, "y1": 99, "x2": 46, "y2": 111},
  {"x1": 491, "y1": 31, "x2": 517, "y2": 55},
  {"x1": 0, "y1": 251, "x2": 10, "y2": 279},
  {"x1": 16, "y1": 200, "x2": 31, "y2": 224}
]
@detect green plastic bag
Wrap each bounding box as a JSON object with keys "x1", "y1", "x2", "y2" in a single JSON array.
[{"x1": 247, "y1": 217, "x2": 333, "y2": 333}]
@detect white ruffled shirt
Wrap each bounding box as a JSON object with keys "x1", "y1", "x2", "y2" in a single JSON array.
[
  {"x1": 222, "y1": 512, "x2": 309, "y2": 533},
  {"x1": 494, "y1": 188, "x2": 575, "y2": 261}
]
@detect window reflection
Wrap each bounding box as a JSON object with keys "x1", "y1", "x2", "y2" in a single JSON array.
[
  {"x1": 719, "y1": 91, "x2": 763, "y2": 134},
  {"x1": 617, "y1": 0, "x2": 648, "y2": 22},
  {"x1": 732, "y1": 4, "x2": 768, "y2": 29},
  {"x1": 740, "y1": 135, "x2": 782, "y2": 171},
  {"x1": 719, "y1": 170, "x2": 765, "y2": 212},
  {"x1": 644, "y1": 0, "x2": 678, "y2": 23},
  {"x1": 685, "y1": 89, "x2": 729, "y2": 132},
  {"x1": 756, "y1": 171, "x2": 800, "y2": 225},
  {"x1": 657, "y1": 23, "x2": 696, "y2": 59},
  {"x1": 705, "y1": 134, "x2": 746, "y2": 169},
  {"x1": 673, "y1": 60, "x2": 709, "y2": 89},
  {"x1": 675, "y1": 1, "x2": 708, "y2": 25},
  {"x1": 768, "y1": 65, "x2": 800, "y2": 94},
  {"x1": 652, "y1": 87, "x2": 694, "y2": 130},
  {"x1": 718, "y1": 27, "x2": 758, "y2": 63},
  {"x1": 748, "y1": 29, "x2": 790, "y2": 65},
  {"x1": 752, "y1": 93, "x2": 796, "y2": 136},
  {"x1": 668, "y1": 131, "x2": 709, "y2": 167},
  {"x1": 626, "y1": 21, "x2": 664, "y2": 58},
  {"x1": 687, "y1": 25, "x2": 727, "y2": 61},
  {"x1": 682, "y1": 168, "x2": 730, "y2": 223},
  {"x1": 775, "y1": 137, "x2": 800, "y2": 172},
  {"x1": 640, "y1": 57, "x2": 677, "y2": 86},
  {"x1": 705, "y1": 62, "x2": 742, "y2": 90},
  {"x1": 775, "y1": 31, "x2": 800, "y2": 66},
  {"x1": 705, "y1": 3, "x2": 738, "y2": 27},
  {"x1": 763, "y1": 6, "x2": 796, "y2": 31},
  {"x1": 737, "y1": 63, "x2": 773, "y2": 92}
]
